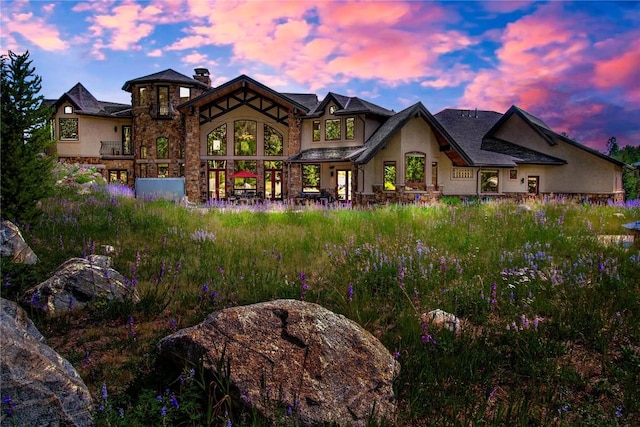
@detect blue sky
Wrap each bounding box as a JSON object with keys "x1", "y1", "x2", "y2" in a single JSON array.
[{"x1": 1, "y1": 0, "x2": 638, "y2": 152}]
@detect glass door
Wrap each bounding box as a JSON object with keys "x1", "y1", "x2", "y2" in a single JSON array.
[
  {"x1": 337, "y1": 170, "x2": 351, "y2": 201},
  {"x1": 208, "y1": 160, "x2": 226, "y2": 200}
]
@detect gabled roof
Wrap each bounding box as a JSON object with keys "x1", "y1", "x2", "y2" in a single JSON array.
[
  {"x1": 308, "y1": 92, "x2": 394, "y2": 118},
  {"x1": 51, "y1": 83, "x2": 131, "y2": 118},
  {"x1": 179, "y1": 74, "x2": 310, "y2": 114},
  {"x1": 434, "y1": 108, "x2": 519, "y2": 167},
  {"x1": 122, "y1": 69, "x2": 210, "y2": 92},
  {"x1": 288, "y1": 147, "x2": 356, "y2": 163},
  {"x1": 486, "y1": 105, "x2": 629, "y2": 167},
  {"x1": 351, "y1": 102, "x2": 471, "y2": 165}
]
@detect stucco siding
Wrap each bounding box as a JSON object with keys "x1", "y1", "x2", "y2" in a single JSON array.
[{"x1": 495, "y1": 115, "x2": 621, "y2": 194}]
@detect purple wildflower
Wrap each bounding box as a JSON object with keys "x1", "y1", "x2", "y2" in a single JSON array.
[
  {"x1": 169, "y1": 318, "x2": 177, "y2": 330},
  {"x1": 128, "y1": 316, "x2": 136, "y2": 337},
  {"x1": 299, "y1": 272, "x2": 309, "y2": 300},
  {"x1": 393, "y1": 351, "x2": 400, "y2": 359},
  {"x1": 3, "y1": 395, "x2": 15, "y2": 417},
  {"x1": 616, "y1": 406, "x2": 623, "y2": 418},
  {"x1": 101, "y1": 383, "x2": 108, "y2": 402},
  {"x1": 397, "y1": 263, "x2": 405, "y2": 287},
  {"x1": 169, "y1": 394, "x2": 179, "y2": 409},
  {"x1": 160, "y1": 405, "x2": 167, "y2": 417},
  {"x1": 118, "y1": 407, "x2": 125, "y2": 418},
  {"x1": 489, "y1": 282, "x2": 498, "y2": 311},
  {"x1": 347, "y1": 284, "x2": 354, "y2": 302}
]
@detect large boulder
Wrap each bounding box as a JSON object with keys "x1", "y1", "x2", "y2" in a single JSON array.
[
  {"x1": 0, "y1": 297, "x2": 93, "y2": 426},
  {"x1": 22, "y1": 256, "x2": 139, "y2": 315},
  {"x1": 0, "y1": 220, "x2": 38, "y2": 264},
  {"x1": 157, "y1": 299, "x2": 399, "y2": 426}
]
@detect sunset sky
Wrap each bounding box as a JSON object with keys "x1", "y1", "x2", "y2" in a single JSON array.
[{"x1": 1, "y1": 0, "x2": 638, "y2": 152}]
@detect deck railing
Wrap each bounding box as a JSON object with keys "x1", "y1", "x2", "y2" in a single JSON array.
[{"x1": 100, "y1": 141, "x2": 132, "y2": 156}]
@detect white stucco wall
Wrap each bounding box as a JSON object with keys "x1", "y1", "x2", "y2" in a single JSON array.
[{"x1": 494, "y1": 115, "x2": 622, "y2": 194}]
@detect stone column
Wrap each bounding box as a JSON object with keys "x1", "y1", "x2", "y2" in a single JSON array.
[
  {"x1": 287, "y1": 112, "x2": 302, "y2": 198},
  {"x1": 184, "y1": 111, "x2": 201, "y2": 201}
]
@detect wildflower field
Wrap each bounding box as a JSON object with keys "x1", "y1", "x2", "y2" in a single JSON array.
[{"x1": 2, "y1": 183, "x2": 639, "y2": 426}]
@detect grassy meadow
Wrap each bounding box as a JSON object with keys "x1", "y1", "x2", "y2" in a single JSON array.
[{"x1": 2, "y1": 182, "x2": 639, "y2": 426}]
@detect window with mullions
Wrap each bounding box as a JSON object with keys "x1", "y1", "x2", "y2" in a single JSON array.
[
  {"x1": 157, "y1": 137, "x2": 168, "y2": 159},
  {"x1": 302, "y1": 164, "x2": 320, "y2": 192},
  {"x1": 312, "y1": 121, "x2": 321, "y2": 141},
  {"x1": 122, "y1": 126, "x2": 132, "y2": 155},
  {"x1": 325, "y1": 119, "x2": 341, "y2": 140},
  {"x1": 157, "y1": 163, "x2": 169, "y2": 178},
  {"x1": 405, "y1": 152, "x2": 426, "y2": 190},
  {"x1": 346, "y1": 117, "x2": 355, "y2": 140},
  {"x1": 264, "y1": 124, "x2": 283, "y2": 156},
  {"x1": 384, "y1": 161, "x2": 396, "y2": 191},
  {"x1": 207, "y1": 124, "x2": 227, "y2": 155},
  {"x1": 234, "y1": 120, "x2": 257, "y2": 156},
  {"x1": 158, "y1": 86, "x2": 169, "y2": 116}
]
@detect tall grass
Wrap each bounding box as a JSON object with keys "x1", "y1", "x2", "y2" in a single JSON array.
[{"x1": 2, "y1": 186, "x2": 639, "y2": 426}]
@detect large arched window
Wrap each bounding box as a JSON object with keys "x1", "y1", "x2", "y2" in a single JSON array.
[
  {"x1": 264, "y1": 124, "x2": 283, "y2": 156},
  {"x1": 207, "y1": 124, "x2": 227, "y2": 155},
  {"x1": 405, "y1": 151, "x2": 426, "y2": 190},
  {"x1": 234, "y1": 120, "x2": 257, "y2": 156}
]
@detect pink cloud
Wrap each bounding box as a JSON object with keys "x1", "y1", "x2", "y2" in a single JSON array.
[
  {"x1": 170, "y1": 0, "x2": 474, "y2": 92},
  {"x1": 482, "y1": 1, "x2": 536, "y2": 14},
  {"x1": 0, "y1": 1, "x2": 68, "y2": 51},
  {"x1": 460, "y1": 3, "x2": 639, "y2": 149}
]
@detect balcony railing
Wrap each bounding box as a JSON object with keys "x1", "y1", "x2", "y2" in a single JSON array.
[{"x1": 100, "y1": 141, "x2": 132, "y2": 157}]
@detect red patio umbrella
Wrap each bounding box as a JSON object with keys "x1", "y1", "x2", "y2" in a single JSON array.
[{"x1": 229, "y1": 170, "x2": 258, "y2": 179}]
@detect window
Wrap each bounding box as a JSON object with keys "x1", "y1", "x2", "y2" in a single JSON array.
[
  {"x1": 157, "y1": 137, "x2": 168, "y2": 158},
  {"x1": 140, "y1": 146, "x2": 147, "y2": 159},
  {"x1": 329, "y1": 106, "x2": 337, "y2": 114},
  {"x1": 139, "y1": 164, "x2": 147, "y2": 178},
  {"x1": 452, "y1": 168, "x2": 473, "y2": 179},
  {"x1": 122, "y1": 126, "x2": 132, "y2": 155},
  {"x1": 325, "y1": 119, "x2": 341, "y2": 140},
  {"x1": 138, "y1": 87, "x2": 147, "y2": 106},
  {"x1": 158, "y1": 86, "x2": 169, "y2": 116},
  {"x1": 346, "y1": 117, "x2": 355, "y2": 140},
  {"x1": 509, "y1": 169, "x2": 518, "y2": 180},
  {"x1": 109, "y1": 170, "x2": 128, "y2": 184},
  {"x1": 64, "y1": 105, "x2": 73, "y2": 114},
  {"x1": 207, "y1": 124, "x2": 227, "y2": 155},
  {"x1": 234, "y1": 120, "x2": 257, "y2": 156},
  {"x1": 312, "y1": 120, "x2": 321, "y2": 141},
  {"x1": 179, "y1": 87, "x2": 190, "y2": 103},
  {"x1": 302, "y1": 164, "x2": 321, "y2": 192},
  {"x1": 384, "y1": 161, "x2": 396, "y2": 191},
  {"x1": 405, "y1": 152, "x2": 426, "y2": 190},
  {"x1": 59, "y1": 118, "x2": 78, "y2": 140},
  {"x1": 264, "y1": 124, "x2": 283, "y2": 156},
  {"x1": 157, "y1": 163, "x2": 169, "y2": 178},
  {"x1": 481, "y1": 169, "x2": 499, "y2": 193}
]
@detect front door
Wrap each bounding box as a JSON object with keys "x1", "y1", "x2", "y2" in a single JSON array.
[
  {"x1": 337, "y1": 170, "x2": 352, "y2": 201},
  {"x1": 528, "y1": 176, "x2": 539, "y2": 195}
]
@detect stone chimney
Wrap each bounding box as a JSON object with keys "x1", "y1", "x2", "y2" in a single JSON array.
[{"x1": 193, "y1": 68, "x2": 211, "y2": 87}]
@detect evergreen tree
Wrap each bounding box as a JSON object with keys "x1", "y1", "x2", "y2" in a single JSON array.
[
  {"x1": 606, "y1": 136, "x2": 640, "y2": 201},
  {"x1": 1, "y1": 50, "x2": 55, "y2": 224}
]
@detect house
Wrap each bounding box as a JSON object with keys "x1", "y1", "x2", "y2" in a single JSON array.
[{"x1": 47, "y1": 69, "x2": 628, "y2": 205}]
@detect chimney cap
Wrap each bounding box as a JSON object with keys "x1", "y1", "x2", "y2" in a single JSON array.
[{"x1": 194, "y1": 68, "x2": 210, "y2": 76}]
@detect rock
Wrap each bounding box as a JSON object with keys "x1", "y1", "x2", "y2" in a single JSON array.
[
  {"x1": 157, "y1": 299, "x2": 399, "y2": 426},
  {"x1": 21, "y1": 257, "x2": 139, "y2": 315},
  {"x1": 422, "y1": 309, "x2": 463, "y2": 335},
  {"x1": 0, "y1": 297, "x2": 93, "y2": 426},
  {"x1": 0, "y1": 220, "x2": 38, "y2": 264}
]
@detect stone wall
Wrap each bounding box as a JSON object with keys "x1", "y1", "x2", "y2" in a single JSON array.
[{"x1": 286, "y1": 113, "x2": 303, "y2": 199}]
